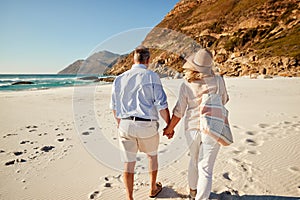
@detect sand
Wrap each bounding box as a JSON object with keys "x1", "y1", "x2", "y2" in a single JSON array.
[{"x1": 0, "y1": 77, "x2": 300, "y2": 200}]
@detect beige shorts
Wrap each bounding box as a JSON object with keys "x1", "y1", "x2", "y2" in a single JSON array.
[{"x1": 118, "y1": 119, "x2": 159, "y2": 162}]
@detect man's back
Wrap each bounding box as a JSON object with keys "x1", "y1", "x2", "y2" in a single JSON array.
[
  {"x1": 110, "y1": 46, "x2": 169, "y2": 199},
  {"x1": 111, "y1": 64, "x2": 167, "y2": 120}
]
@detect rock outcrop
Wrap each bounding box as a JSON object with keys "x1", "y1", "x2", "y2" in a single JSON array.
[
  {"x1": 12, "y1": 81, "x2": 34, "y2": 85},
  {"x1": 108, "y1": 0, "x2": 300, "y2": 77}
]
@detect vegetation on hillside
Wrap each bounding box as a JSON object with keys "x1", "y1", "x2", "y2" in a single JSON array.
[{"x1": 108, "y1": 0, "x2": 299, "y2": 77}]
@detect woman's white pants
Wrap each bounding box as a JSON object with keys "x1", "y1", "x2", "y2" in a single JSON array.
[{"x1": 186, "y1": 130, "x2": 220, "y2": 200}]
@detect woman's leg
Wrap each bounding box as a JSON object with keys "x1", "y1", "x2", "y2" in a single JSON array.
[
  {"x1": 196, "y1": 133, "x2": 220, "y2": 200},
  {"x1": 186, "y1": 130, "x2": 201, "y2": 190}
]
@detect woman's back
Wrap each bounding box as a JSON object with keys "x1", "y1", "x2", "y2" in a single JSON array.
[{"x1": 173, "y1": 75, "x2": 229, "y2": 131}]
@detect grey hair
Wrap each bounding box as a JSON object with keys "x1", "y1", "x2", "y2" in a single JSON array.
[{"x1": 134, "y1": 45, "x2": 150, "y2": 63}]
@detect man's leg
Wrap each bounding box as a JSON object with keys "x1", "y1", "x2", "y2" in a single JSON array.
[
  {"x1": 148, "y1": 154, "x2": 158, "y2": 193},
  {"x1": 124, "y1": 161, "x2": 136, "y2": 200},
  {"x1": 137, "y1": 130, "x2": 160, "y2": 196}
]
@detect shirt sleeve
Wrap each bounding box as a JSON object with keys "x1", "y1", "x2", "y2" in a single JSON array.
[
  {"x1": 172, "y1": 82, "x2": 188, "y2": 118},
  {"x1": 109, "y1": 80, "x2": 116, "y2": 110},
  {"x1": 152, "y1": 74, "x2": 168, "y2": 111}
]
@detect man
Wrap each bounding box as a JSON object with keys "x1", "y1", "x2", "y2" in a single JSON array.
[{"x1": 110, "y1": 46, "x2": 171, "y2": 200}]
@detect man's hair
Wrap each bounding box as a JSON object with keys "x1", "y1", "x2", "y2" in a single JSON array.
[{"x1": 134, "y1": 45, "x2": 150, "y2": 63}]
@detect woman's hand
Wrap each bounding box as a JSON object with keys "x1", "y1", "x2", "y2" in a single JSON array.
[
  {"x1": 163, "y1": 126, "x2": 174, "y2": 139},
  {"x1": 163, "y1": 114, "x2": 181, "y2": 139}
]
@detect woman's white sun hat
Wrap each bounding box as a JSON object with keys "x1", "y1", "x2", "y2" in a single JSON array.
[{"x1": 183, "y1": 49, "x2": 214, "y2": 74}]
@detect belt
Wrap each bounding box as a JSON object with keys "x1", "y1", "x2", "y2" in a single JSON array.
[{"x1": 122, "y1": 116, "x2": 152, "y2": 121}]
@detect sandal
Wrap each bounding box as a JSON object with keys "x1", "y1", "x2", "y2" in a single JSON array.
[
  {"x1": 149, "y1": 182, "x2": 162, "y2": 198},
  {"x1": 189, "y1": 188, "x2": 197, "y2": 199}
]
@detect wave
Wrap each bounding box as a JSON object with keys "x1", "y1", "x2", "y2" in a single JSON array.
[
  {"x1": 0, "y1": 74, "x2": 108, "y2": 91},
  {"x1": 0, "y1": 83, "x2": 12, "y2": 87}
]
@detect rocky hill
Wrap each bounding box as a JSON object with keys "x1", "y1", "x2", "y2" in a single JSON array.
[
  {"x1": 108, "y1": 0, "x2": 300, "y2": 77},
  {"x1": 58, "y1": 51, "x2": 120, "y2": 74}
]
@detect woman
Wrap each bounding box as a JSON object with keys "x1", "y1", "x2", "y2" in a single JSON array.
[{"x1": 163, "y1": 49, "x2": 229, "y2": 199}]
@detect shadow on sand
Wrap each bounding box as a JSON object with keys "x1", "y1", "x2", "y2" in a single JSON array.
[
  {"x1": 209, "y1": 192, "x2": 300, "y2": 200},
  {"x1": 155, "y1": 187, "x2": 300, "y2": 200}
]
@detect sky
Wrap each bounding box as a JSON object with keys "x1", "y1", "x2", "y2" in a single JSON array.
[{"x1": 0, "y1": 0, "x2": 179, "y2": 74}]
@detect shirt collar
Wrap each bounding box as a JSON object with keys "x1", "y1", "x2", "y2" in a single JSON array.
[{"x1": 132, "y1": 64, "x2": 147, "y2": 69}]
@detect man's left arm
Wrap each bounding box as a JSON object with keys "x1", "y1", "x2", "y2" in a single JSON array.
[
  {"x1": 152, "y1": 74, "x2": 170, "y2": 123},
  {"x1": 112, "y1": 110, "x2": 120, "y2": 128},
  {"x1": 159, "y1": 107, "x2": 170, "y2": 125}
]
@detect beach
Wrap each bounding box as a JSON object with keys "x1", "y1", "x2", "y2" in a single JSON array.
[{"x1": 0, "y1": 77, "x2": 300, "y2": 200}]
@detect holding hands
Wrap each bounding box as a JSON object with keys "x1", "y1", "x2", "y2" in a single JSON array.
[
  {"x1": 163, "y1": 114, "x2": 181, "y2": 139},
  {"x1": 163, "y1": 125, "x2": 175, "y2": 139}
]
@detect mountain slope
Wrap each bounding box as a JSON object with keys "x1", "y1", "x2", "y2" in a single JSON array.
[
  {"x1": 58, "y1": 51, "x2": 120, "y2": 74},
  {"x1": 108, "y1": 0, "x2": 300, "y2": 77}
]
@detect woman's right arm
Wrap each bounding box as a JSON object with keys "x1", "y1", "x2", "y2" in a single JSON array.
[{"x1": 163, "y1": 82, "x2": 188, "y2": 139}]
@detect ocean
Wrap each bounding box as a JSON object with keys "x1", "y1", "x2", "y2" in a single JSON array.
[{"x1": 0, "y1": 74, "x2": 110, "y2": 91}]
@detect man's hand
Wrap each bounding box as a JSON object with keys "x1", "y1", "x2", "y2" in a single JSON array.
[
  {"x1": 162, "y1": 114, "x2": 181, "y2": 139},
  {"x1": 163, "y1": 126, "x2": 174, "y2": 139}
]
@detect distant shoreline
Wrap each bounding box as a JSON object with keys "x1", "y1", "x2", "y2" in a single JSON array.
[{"x1": 0, "y1": 74, "x2": 114, "y2": 92}]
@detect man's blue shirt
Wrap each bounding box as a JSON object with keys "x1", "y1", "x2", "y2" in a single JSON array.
[{"x1": 110, "y1": 64, "x2": 168, "y2": 120}]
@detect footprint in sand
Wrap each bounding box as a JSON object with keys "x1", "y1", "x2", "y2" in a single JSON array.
[
  {"x1": 13, "y1": 151, "x2": 23, "y2": 156},
  {"x1": 230, "y1": 158, "x2": 241, "y2": 164},
  {"x1": 82, "y1": 131, "x2": 90, "y2": 136},
  {"x1": 180, "y1": 170, "x2": 188, "y2": 176},
  {"x1": 288, "y1": 166, "x2": 300, "y2": 174},
  {"x1": 232, "y1": 125, "x2": 240, "y2": 129},
  {"x1": 247, "y1": 150, "x2": 260, "y2": 155},
  {"x1": 3, "y1": 133, "x2": 18, "y2": 138},
  {"x1": 40, "y1": 146, "x2": 55, "y2": 152},
  {"x1": 245, "y1": 131, "x2": 255, "y2": 136},
  {"x1": 222, "y1": 172, "x2": 232, "y2": 181},
  {"x1": 158, "y1": 149, "x2": 168, "y2": 154},
  {"x1": 283, "y1": 121, "x2": 292, "y2": 125},
  {"x1": 26, "y1": 125, "x2": 38, "y2": 129},
  {"x1": 89, "y1": 191, "x2": 100, "y2": 199},
  {"x1": 26, "y1": 125, "x2": 38, "y2": 132},
  {"x1": 232, "y1": 150, "x2": 242, "y2": 155},
  {"x1": 104, "y1": 183, "x2": 111, "y2": 187},
  {"x1": 4, "y1": 159, "x2": 26, "y2": 166},
  {"x1": 5, "y1": 160, "x2": 15, "y2": 166},
  {"x1": 240, "y1": 163, "x2": 248, "y2": 172},
  {"x1": 57, "y1": 138, "x2": 65, "y2": 142},
  {"x1": 245, "y1": 138, "x2": 258, "y2": 146},
  {"x1": 257, "y1": 123, "x2": 270, "y2": 128},
  {"x1": 292, "y1": 122, "x2": 300, "y2": 127}
]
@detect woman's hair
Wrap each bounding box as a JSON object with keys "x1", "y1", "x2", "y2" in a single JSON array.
[{"x1": 184, "y1": 69, "x2": 214, "y2": 83}]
